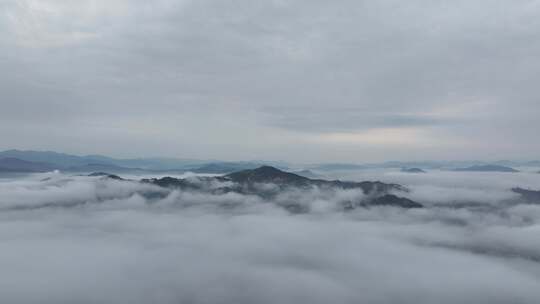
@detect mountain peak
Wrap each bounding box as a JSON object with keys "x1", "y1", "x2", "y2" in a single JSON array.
[
  {"x1": 252, "y1": 165, "x2": 285, "y2": 174},
  {"x1": 145, "y1": 165, "x2": 420, "y2": 209},
  {"x1": 225, "y1": 166, "x2": 309, "y2": 185},
  {"x1": 401, "y1": 167, "x2": 426, "y2": 173}
]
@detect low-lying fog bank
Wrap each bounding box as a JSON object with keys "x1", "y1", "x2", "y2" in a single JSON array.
[{"x1": 0, "y1": 170, "x2": 539, "y2": 304}]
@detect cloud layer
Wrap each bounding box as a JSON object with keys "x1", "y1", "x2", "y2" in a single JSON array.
[
  {"x1": 1, "y1": 170, "x2": 540, "y2": 303},
  {"x1": 2, "y1": 0, "x2": 540, "y2": 161}
]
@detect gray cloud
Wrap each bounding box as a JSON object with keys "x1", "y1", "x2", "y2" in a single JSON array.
[
  {"x1": 1, "y1": 0, "x2": 540, "y2": 161},
  {"x1": 263, "y1": 106, "x2": 455, "y2": 132}
]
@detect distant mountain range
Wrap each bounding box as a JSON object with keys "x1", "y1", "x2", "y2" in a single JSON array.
[
  {"x1": 400, "y1": 168, "x2": 426, "y2": 173},
  {"x1": 311, "y1": 160, "x2": 540, "y2": 171},
  {"x1": 0, "y1": 150, "x2": 285, "y2": 173},
  {"x1": 0, "y1": 156, "x2": 138, "y2": 173},
  {"x1": 1, "y1": 149, "x2": 539, "y2": 174},
  {"x1": 190, "y1": 162, "x2": 268, "y2": 173},
  {"x1": 0, "y1": 157, "x2": 57, "y2": 172},
  {"x1": 308, "y1": 163, "x2": 368, "y2": 171},
  {"x1": 453, "y1": 165, "x2": 519, "y2": 173},
  {"x1": 0, "y1": 149, "x2": 207, "y2": 170}
]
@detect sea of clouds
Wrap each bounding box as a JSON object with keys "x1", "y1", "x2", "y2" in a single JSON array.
[{"x1": 1, "y1": 169, "x2": 540, "y2": 304}]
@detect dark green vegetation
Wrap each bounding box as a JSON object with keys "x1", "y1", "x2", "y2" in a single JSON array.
[
  {"x1": 141, "y1": 166, "x2": 422, "y2": 210},
  {"x1": 512, "y1": 188, "x2": 540, "y2": 203}
]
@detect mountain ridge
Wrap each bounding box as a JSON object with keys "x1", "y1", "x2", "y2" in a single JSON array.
[
  {"x1": 454, "y1": 165, "x2": 519, "y2": 173},
  {"x1": 2, "y1": 149, "x2": 539, "y2": 173},
  {"x1": 0, "y1": 157, "x2": 58, "y2": 172},
  {"x1": 141, "y1": 166, "x2": 420, "y2": 209}
]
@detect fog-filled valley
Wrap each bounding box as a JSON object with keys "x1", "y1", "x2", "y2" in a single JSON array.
[{"x1": 1, "y1": 168, "x2": 540, "y2": 304}]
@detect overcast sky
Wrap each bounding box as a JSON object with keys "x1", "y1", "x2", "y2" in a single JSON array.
[{"x1": 1, "y1": 0, "x2": 539, "y2": 162}]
